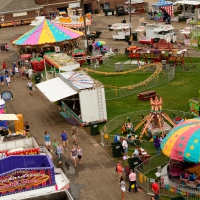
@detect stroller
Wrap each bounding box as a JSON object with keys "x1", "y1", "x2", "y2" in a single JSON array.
[{"x1": 124, "y1": 166, "x2": 130, "y2": 181}]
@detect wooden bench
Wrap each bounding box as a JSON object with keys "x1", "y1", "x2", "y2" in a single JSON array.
[{"x1": 137, "y1": 90, "x2": 157, "y2": 101}]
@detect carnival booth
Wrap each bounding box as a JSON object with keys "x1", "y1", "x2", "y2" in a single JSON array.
[
  {"x1": 54, "y1": 7, "x2": 92, "y2": 33},
  {"x1": 12, "y1": 19, "x2": 83, "y2": 55},
  {"x1": 137, "y1": 23, "x2": 177, "y2": 44},
  {"x1": 36, "y1": 71, "x2": 107, "y2": 125},
  {"x1": 151, "y1": 0, "x2": 173, "y2": 21},
  {"x1": 125, "y1": 0, "x2": 146, "y2": 14},
  {"x1": 111, "y1": 23, "x2": 132, "y2": 40},
  {"x1": 44, "y1": 53, "x2": 80, "y2": 72}
]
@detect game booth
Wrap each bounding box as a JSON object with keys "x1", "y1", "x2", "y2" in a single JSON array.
[
  {"x1": 54, "y1": 7, "x2": 92, "y2": 33},
  {"x1": 36, "y1": 71, "x2": 107, "y2": 126},
  {"x1": 124, "y1": 0, "x2": 146, "y2": 14},
  {"x1": 44, "y1": 53, "x2": 80, "y2": 72},
  {"x1": 111, "y1": 23, "x2": 132, "y2": 40}
]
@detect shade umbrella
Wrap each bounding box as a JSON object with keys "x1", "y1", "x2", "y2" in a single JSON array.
[
  {"x1": 12, "y1": 19, "x2": 83, "y2": 47},
  {"x1": 92, "y1": 41, "x2": 106, "y2": 47},
  {"x1": 161, "y1": 118, "x2": 200, "y2": 163}
]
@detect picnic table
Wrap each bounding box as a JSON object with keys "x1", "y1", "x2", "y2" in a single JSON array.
[{"x1": 137, "y1": 90, "x2": 157, "y2": 101}]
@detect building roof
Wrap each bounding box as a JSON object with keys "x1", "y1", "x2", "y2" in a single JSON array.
[{"x1": 0, "y1": 0, "x2": 42, "y2": 14}]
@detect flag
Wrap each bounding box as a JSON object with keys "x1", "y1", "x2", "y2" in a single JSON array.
[{"x1": 161, "y1": 6, "x2": 173, "y2": 16}]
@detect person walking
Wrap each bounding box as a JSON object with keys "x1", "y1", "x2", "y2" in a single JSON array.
[
  {"x1": 56, "y1": 143, "x2": 63, "y2": 164},
  {"x1": 154, "y1": 135, "x2": 161, "y2": 155},
  {"x1": 27, "y1": 80, "x2": 33, "y2": 95},
  {"x1": 116, "y1": 161, "x2": 124, "y2": 183},
  {"x1": 71, "y1": 125, "x2": 78, "y2": 145},
  {"x1": 52, "y1": 139, "x2": 59, "y2": 154},
  {"x1": 71, "y1": 145, "x2": 78, "y2": 167},
  {"x1": 119, "y1": 177, "x2": 126, "y2": 200},
  {"x1": 2, "y1": 61, "x2": 6, "y2": 71},
  {"x1": 0, "y1": 74, "x2": 4, "y2": 87},
  {"x1": 152, "y1": 179, "x2": 159, "y2": 200},
  {"x1": 94, "y1": 59, "x2": 99, "y2": 69},
  {"x1": 44, "y1": 131, "x2": 51, "y2": 152},
  {"x1": 61, "y1": 130, "x2": 68, "y2": 151},
  {"x1": 5, "y1": 75, "x2": 10, "y2": 89},
  {"x1": 127, "y1": 169, "x2": 137, "y2": 193},
  {"x1": 77, "y1": 146, "x2": 83, "y2": 164}
]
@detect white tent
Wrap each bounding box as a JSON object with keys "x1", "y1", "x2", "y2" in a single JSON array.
[
  {"x1": 0, "y1": 114, "x2": 19, "y2": 121},
  {"x1": 173, "y1": 0, "x2": 200, "y2": 5}
]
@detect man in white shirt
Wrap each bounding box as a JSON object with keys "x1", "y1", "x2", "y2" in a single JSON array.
[
  {"x1": 5, "y1": 76, "x2": 10, "y2": 89},
  {"x1": 28, "y1": 68, "x2": 33, "y2": 78},
  {"x1": 122, "y1": 138, "x2": 128, "y2": 156},
  {"x1": 27, "y1": 80, "x2": 33, "y2": 96}
]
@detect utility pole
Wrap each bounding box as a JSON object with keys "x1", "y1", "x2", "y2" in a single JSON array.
[
  {"x1": 81, "y1": 0, "x2": 89, "y2": 54},
  {"x1": 129, "y1": 0, "x2": 132, "y2": 35},
  {"x1": 47, "y1": 0, "x2": 49, "y2": 19}
]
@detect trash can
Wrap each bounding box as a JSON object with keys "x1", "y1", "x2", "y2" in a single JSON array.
[
  {"x1": 115, "y1": 62, "x2": 124, "y2": 72},
  {"x1": 35, "y1": 73, "x2": 42, "y2": 84},
  {"x1": 111, "y1": 142, "x2": 122, "y2": 158},
  {"x1": 128, "y1": 157, "x2": 142, "y2": 170},
  {"x1": 132, "y1": 32, "x2": 137, "y2": 41},
  {"x1": 89, "y1": 121, "x2": 99, "y2": 135},
  {"x1": 94, "y1": 9, "x2": 99, "y2": 14},
  {"x1": 157, "y1": 166, "x2": 161, "y2": 173},
  {"x1": 125, "y1": 35, "x2": 130, "y2": 42}
]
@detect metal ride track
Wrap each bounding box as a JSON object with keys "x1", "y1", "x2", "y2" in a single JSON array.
[{"x1": 81, "y1": 62, "x2": 165, "y2": 90}]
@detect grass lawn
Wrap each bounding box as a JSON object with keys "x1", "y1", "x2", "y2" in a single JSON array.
[{"x1": 83, "y1": 55, "x2": 200, "y2": 120}]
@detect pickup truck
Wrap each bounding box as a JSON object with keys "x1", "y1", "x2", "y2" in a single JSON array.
[{"x1": 87, "y1": 31, "x2": 102, "y2": 40}]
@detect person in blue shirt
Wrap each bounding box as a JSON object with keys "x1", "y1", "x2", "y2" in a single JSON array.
[
  {"x1": 44, "y1": 131, "x2": 51, "y2": 152},
  {"x1": 0, "y1": 74, "x2": 4, "y2": 86},
  {"x1": 114, "y1": 133, "x2": 120, "y2": 143},
  {"x1": 61, "y1": 130, "x2": 68, "y2": 151}
]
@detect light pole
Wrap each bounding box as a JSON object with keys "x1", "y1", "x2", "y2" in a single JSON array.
[
  {"x1": 129, "y1": 0, "x2": 132, "y2": 35},
  {"x1": 81, "y1": 0, "x2": 89, "y2": 54}
]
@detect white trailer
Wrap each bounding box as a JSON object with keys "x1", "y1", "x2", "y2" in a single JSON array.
[
  {"x1": 36, "y1": 71, "x2": 107, "y2": 125},
  {"x1": 136, "y1": 23, "x2": 177, "y2": 44},
  {"x1": 111, "y1": 23, "x2": 132, "y2": 40}
]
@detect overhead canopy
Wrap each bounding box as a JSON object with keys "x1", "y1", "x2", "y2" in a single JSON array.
[
  {"x1": 12, "y1": 19, "x2": 83, "y2": 46},
  {"x1": 111, "y1": 23, "x2": 132, "y2": 30},
  {"x1": 152, "y1": 0, "x2": 173, "y2": 6},
  {"x1": 36, "y1": 77, "x2": 77, "y2": 102},
  {"x1": 0, "y1": 114, "x2": 19, "y2": 121},
  {"x1": 125, "y1": 0, "x2": 144, "y2": 4},
  {"x1": 173, "y1": 0, "x2": 200, "y2": 5}
]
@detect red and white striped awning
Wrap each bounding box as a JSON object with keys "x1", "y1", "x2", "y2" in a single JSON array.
[{"x1": 161, "y1": 5, "x2": 173, "y2": 16}]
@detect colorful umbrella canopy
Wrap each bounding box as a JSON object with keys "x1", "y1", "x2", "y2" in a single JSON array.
[
  {"x1": 161, "y1": 118, "x2": 200, "y2": 163},
  {"x1": 92, "y1": 41, "x2": 106, "y2": 47},
  {"x1": 12, "y1": 19, "x2": 83, "y2": 46}
]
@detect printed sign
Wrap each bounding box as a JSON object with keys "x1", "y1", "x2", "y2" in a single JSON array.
[
  {"x1": 13, "y1": 12, "x2": 27, "y2": 17},
  {"x1": 69, "y1": 3, "x2": 80, "y2": 8}
]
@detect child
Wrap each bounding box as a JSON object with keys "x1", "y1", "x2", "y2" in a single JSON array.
[{"x1": 178, "y1": 42, "x2": 181, "y2": 49}]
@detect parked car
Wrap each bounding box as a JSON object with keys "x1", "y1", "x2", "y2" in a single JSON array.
[
  {"x1": 87, "y1": 31, "x2": 102, "y2": 40},
  {"x1": 116, "y1": 5, "x2": 126, "y2": 16}
]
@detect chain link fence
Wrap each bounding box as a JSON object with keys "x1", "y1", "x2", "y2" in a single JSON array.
[{"x1": 134, "y1": 154, "x2": 200, "y2": 200}]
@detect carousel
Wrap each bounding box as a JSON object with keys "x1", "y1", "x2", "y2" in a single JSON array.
[
  {"x1": 11, "y1": 19, "x2": 83, "y2": 72},
  {"x1": 160, "y1": 118, "x2": 200, "y2": 197}
]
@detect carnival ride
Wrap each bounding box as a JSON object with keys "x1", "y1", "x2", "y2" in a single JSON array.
[
  {"x1": 134, "y1": 96, "x2": 175, "y2": 137},
  {"x1": 82, "y1": 62, "x2": 164, "y2": 90},
  {"x1": 161, "y1": 118, "x2": 200, "y2": 190},
  {"x1": 126, "y1": 41, "x2": 195, "y2": 70}
]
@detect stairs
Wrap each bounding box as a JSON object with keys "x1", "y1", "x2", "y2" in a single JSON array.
[{"x1": 97, "y1": 87, "x2": 104, "y2": 120}]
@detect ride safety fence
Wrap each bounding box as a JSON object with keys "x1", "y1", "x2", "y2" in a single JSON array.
[
  {"x1": 100, "y1": 109, "x2": 191, "y2": 151},
  {"x1": 134, "y1": 154, "x2": 200, "y2": 200}
]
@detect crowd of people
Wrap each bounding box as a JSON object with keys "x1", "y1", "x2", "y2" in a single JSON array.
[
  {"x1": 1, "y1": 60, "x2": 34, "y2": 90},
  {"x1": 43, "y1": 125, "x2": 83, "y2": 166}
]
